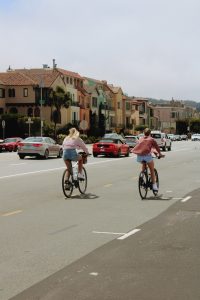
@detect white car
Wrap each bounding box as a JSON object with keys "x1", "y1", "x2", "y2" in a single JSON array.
[
  {"x1": 151, "y1": 131, "x2": 172, "y2": 151},
  {"x1": 191, "y1": 134, "x2": 200, "y2": 141},
  {"x1": 17, "y1": 136, "x2": 63, "y2": 159}
]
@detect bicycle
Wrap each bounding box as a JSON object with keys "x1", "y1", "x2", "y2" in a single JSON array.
[
  {"x1": 62, "y1": 152, "x2": 89, "y2": 198},
  {"x1": 138, "y1": 157, "x2": 160, "y2": 199}
]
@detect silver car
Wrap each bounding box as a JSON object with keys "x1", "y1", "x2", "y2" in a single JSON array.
[{"x1": 17, "y1": 136, "x2": 63, "y2": 159}]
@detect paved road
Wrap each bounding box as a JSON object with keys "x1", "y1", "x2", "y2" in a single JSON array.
[
  {"x1": 0, "y1": 141, "x2": 200, "y2": 299},
  {"x1": 11, "y1": 188, "x2": 200, "y2": 300}
]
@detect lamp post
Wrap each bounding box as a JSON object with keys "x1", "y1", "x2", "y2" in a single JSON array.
[{"x1": 40, "y1": 79, "x2": 44, "y2": 137}]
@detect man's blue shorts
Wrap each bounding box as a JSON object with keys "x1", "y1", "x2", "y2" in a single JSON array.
[{"x1": 136, "y1": 154, "x2": 153, "y2": 163}]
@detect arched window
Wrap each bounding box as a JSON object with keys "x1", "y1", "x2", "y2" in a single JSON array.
[
  {"x1": 9, "y1": 107, "x2": 18, "y2": 114},
  {"x1": 27, "y1": 107, "x2": 33, "y2": 117},
  {"x1": 34, "y1": 107, "x2": 40, "y2": 117}
]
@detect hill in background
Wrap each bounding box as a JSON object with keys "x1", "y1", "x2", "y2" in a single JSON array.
[{"x1": 147, "y1": 98, "x2": 200, "y2": 112}]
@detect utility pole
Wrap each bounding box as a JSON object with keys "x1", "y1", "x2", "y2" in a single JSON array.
[{"x1": 40, "y1": 79, "x2": 44, "y2": 136}]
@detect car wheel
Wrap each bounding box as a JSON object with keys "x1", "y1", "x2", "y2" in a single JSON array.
[
  {"x1": 93, "y1": 152, "x2": 97, "y2": 157},
  {"x1": 125, "y1": 149, "x2": 130, "y2": 157},
  {"x1": 19, "y1": 154, "x2": 25, "y2": 159},
  {"x1": 57, "y1": 148, "x2": 63, "y2": 158},
  {"x1": 116, "y1": 150, "x2": 121, "y2": 158},
  {"x1": 168, "y1": 144, "x2": 171, "y2": 151},
  {"x1": 43, "y1": 149, "x2": 49, "y2": 159},
  {"x1": 14, "y1": 146, "x2": 18, "y2": 152},
  {"x1": 162, "y1": 144, "x2": 166, "y2": 151}
]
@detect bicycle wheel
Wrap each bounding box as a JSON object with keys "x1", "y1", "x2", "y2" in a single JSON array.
[
  {"x1": 138, "y1": 171, "x2": 148, "y2": 199},
  {"x1": 62, "y1": 168, "x2": 73, "y2": 198},
  {"x1": 153, "y1": 168, "x2": 159, "y2": 196},
  {"x1": 78, "y1": 166, "x2": 87, "y2": 194}
]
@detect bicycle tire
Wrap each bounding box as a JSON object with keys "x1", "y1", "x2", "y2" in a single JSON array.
[
  {"x1": 153, "y1": 168, "x2": 159, "y2": 196},
  {"x1": 138, "y1": 171, "x2": 148, "y2": 199},
  {"x1": 62, "y1": 168, "x2": 73, "y2": 198},
  {"x1": 78, "y1": 166, "x2": 87, "y2": 194}
]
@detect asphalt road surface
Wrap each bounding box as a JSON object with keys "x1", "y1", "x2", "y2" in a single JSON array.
[{"x1": 0, "y1": 141, "x2": 200, "y2": 299}]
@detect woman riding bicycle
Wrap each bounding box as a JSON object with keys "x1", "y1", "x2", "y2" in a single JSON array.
[
  {"x1": 62, "y1": 127, "x2": 89, "y2": 180},
  {"x1": 132, "y1": 128, "x2": 164, "y2": 191}
]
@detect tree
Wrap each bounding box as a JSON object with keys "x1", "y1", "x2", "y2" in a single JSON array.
[{"x1": 49, "y1": 86, "x2": 71, "y2": 137}]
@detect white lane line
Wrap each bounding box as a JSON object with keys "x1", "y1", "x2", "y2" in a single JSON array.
[
  {"x1": 89, "y1": 272, "x2": 99, "y2": 276},
  {"x1": 2, "y1": 210, "x2": 22, "y2": 217},
  {"x1": 117, "y1": 228, "x2": 141, "y2": 240},
  {"x1": 93, "y1": 231, "x2": 125, "y2": 235},
  {"x1": 0, "y1": 167, "x2": 65, "y2": 180},
  {"x1": 10, "y1": 163, "x2": 26, "y2": 166},
  {"x1": 104, "y1": 184, "x2": 113, "y2": 187},
  {"x1": 181, "y1": 196, "x2": 192, "y2": 203}
]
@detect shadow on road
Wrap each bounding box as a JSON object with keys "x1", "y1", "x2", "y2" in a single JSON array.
[
  {"x1": 142, "y1": 194, "x2": 173, "y2": 201},
  {"x1": 65, "y1": 193, "x2": 99, "y2": 200}
]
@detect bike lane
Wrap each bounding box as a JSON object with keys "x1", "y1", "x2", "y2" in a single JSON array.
[{"x1": 11, "y1": 188, "x2": 200, "y2": 300}]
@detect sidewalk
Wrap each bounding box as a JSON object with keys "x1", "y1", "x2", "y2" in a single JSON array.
[{"x1": 11, "y1": 188, "x2": 200, "y2": 300}]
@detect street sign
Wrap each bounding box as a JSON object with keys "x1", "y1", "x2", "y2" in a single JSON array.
[
  {"x1": 2, "y1": 120, "x2": 5, "y2": 128},
  {"x1": 39, "y1": 99, "x2": 45, "y2": 105}
]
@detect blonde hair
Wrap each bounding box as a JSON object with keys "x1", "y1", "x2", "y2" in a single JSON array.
[
  {"x1": 144, "y1": 128, "x2": 151, "y2": 136},
  {"x1": 66, "y1": 127, "x2": 80, "y2": 139}
]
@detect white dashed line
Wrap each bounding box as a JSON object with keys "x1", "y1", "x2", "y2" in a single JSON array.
[
  {"x1": 181, "y1": 196, "x2": 192, "y2": 203},
  {"x1": 93, "y1": 231, "x2": 125, "y2": 235},
  {"x1": 117, "y1": 228, "x2": 141, "y2": 240}
]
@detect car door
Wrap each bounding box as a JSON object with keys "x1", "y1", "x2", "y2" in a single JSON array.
[{"x1": 48, "y1": 138, "x2": 59, "y2": 155}]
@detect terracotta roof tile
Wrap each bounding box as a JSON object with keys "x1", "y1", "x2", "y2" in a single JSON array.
[
  {"x1": 16, "y1": 69, "x2": 59, "y2": 87},
  {"x1": 0, "y1": 72, "x2": 36, "y2": 86},
  {"x1": 57, "y1": 68, "x2": 83, "y2": 79}
]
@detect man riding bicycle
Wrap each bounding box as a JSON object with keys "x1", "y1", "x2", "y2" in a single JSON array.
[{"x1": 132, "y1": 128, "x2": 165, "y2": 191}]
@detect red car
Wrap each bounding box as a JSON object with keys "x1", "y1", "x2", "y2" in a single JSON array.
[
  {"x1": 92, "y1": 138, "x2": 130, "y2": 157},
  {"x1": 0, "y1": 137, "x2": 23, "y2": 152}
]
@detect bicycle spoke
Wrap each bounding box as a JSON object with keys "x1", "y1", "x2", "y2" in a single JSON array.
[
  {"x1": 138, "y1": 171, "x2": 148, "y2": 199},
  {"x1": 62, "y1": 168, "x2": 73, "y2": 198}
]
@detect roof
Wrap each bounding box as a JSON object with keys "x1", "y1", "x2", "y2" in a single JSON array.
[
  {"x1": 15, "y1": 68, "x2": 59, "y2": 87},
  {"x1": 57, "y1": 68, "x2": 83, "y2": 79},
  {"x1": 0, "y1": 72, "x2": 36, "y2": 86}
]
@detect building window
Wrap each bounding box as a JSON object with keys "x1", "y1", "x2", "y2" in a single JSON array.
[
  {"x1": 8, "y1": 88, "x2": 15, "y2": 97},
  {"x1": 23, "y1": 88, "x2": 28, "y2": 97},
  {"x1": 34, "y1": 107, "x2": 40, "y2": 117},
  {"x1": 70, "y1": 78, "x2": 73, "y2": 85},
  {"x1": 0, "y1": 88, "x2": 5, "y2": 98},
  {"x1": 117, "y1": 102, "x2": 120, "y2": 109},
  {"x1": 126, "y1": 102, "x2": 130, "y2": 110},
  {"x1": 92, "y1": 97, "x2": 97, "y2": 107},
  {"x1": 9, "y1": 107, "x2": 18, "y2": 114},
  {"x1": 66, "y1": 77, "x2": 69, "y2": 84},
  {"x1": 27, "y1": 107, "x2": 33, "y2": 117}
]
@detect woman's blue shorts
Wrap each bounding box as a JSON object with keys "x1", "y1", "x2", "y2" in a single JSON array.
[
  {"x1": 136, "y1": 154, "x2": 153, "y2": 163},
  {"x1": 63, "y1": 149, "x2": 79, "y2": 161}
]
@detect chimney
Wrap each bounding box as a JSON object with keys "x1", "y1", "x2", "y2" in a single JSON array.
[{"x1": 53, "y1": 59, "x2": 57, "y2": 69}]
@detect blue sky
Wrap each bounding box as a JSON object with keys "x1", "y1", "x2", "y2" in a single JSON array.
[{"x1": 0, "y1": 0, "x2": 200, "y2": 101}]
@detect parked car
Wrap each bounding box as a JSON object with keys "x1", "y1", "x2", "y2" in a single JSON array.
[
  {"x1": 124, "y1": 135, "x2": 139, "y2": 149},
  {"x1": 167, "y1": 134, "x2": 176, "y2": 141},
  {"x1": 0, "y1": 137, "x2": 23, "y2": 152},
  {"x1": 180, "y1": 134, "x2": 188, "y2": 141},
  {"x1": 151, "y1": 131, "x2": 172, "y2": 151},
  {"x1": 191, "y1": 134, "x2": 200, "y2": 141},
  {"x1": 92, "y1": 137, "x2": 130, "y2": 157},
  {"x1": 17, "y1": 136, "x2": 63, "y2": 159}
]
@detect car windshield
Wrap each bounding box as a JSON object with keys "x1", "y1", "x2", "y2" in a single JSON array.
[
  {"x1": 24, "y1": 137, "x2": 44, "y2": 142},
  {"x1": 99, "y1": 139, "x2": 118, "y2": 143},
  {"x1": 151, "y1": 134, "x2": 161, "y2": 138},
  {"x1": 125, "y1": 137, "x2": 137, "y2": 141},
  {"x1": 4, "y1": 138, "x2": 18, "y2": 142}
]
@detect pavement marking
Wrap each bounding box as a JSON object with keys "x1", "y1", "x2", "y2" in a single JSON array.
[
  {"x1": 166, "y1": 190, "x2": 173, "y2": 193},
  {"x1": 10, "y1": 163, "x2": 26, "y2": 166},
  {"x1": 181, "y1": 196, "x2": 192, "y2": 203},
  {"x1": 172, "y1": 197, "x2": 183, "y2": 200},
  {"x1": 89, "y1": 272, "x2": 99, "y2": 276},
  {"x1": 2, "y1": 210, "x2": 22, "y2": 217},
  {"x1": 104, "y1": 183, "x2": 113, "y2": 187},
  {"x1": 117, "y1": 228, "x2": 141, "y2": 240},
  {"x1": 93, "y1": 231, "x2": 126, "y2": 235}
]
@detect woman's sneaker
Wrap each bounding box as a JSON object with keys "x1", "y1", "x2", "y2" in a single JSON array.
[
  {"x1": 78, "y1": 172, "x2": 85, "y2": 180},
  {"x1": 152, "y1": 183, "x2": 158, "y2": 191}
]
